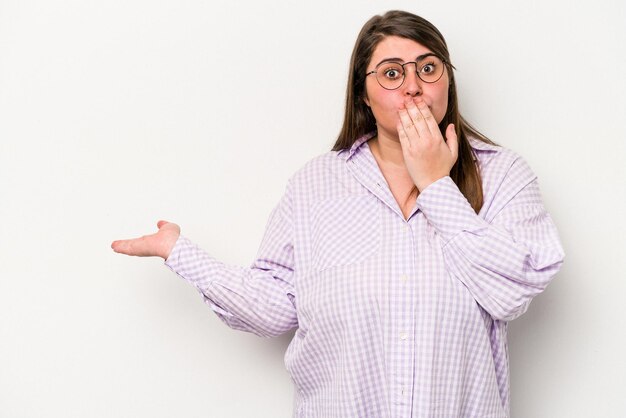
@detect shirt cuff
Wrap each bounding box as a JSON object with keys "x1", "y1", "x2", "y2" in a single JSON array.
[
  {"x1": 164, "y1": 235, "x2": 222, "y2": 285},
  {"x1": 415, "y1": 176, "x2": 489, "y2": 245},
  {"x1": 164, "y1": 235, "x2": 234, "y2": 317},
  {"x1": 164, "y1": 235, "x2": 193, "y2": 272}
]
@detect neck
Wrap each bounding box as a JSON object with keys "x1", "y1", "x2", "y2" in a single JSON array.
[{"x1": 369, "y1": 132, "x2": 405, "y2": 167}]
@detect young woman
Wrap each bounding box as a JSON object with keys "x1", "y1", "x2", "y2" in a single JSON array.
[{"x1": 112, "y1": 10, "x2": 564, "y2": 418}]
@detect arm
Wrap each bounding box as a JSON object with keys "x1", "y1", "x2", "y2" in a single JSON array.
[
  {"x1": 165, "y1": 185, "x2": 297, "y2": 337},
  {"x1": 415, "y1": 157, "x2": 565, "y2": 321},
  {"x1": 395, "y1": 97, "x2": 563, "y2": 321},
  {"x1": 111, "y1": 184, "x2": 298, "y2": 338}
]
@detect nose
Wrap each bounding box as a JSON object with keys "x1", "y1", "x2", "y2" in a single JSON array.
[{"x1": 402, "y1": 63, "x2": 422, "y2": 97}]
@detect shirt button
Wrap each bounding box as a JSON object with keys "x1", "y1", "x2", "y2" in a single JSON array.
[
  {"x1": 400, "y1": 274, "x2": 408, "y2": 282},
  {"x1": 399, "y1": 332, "x2": 408, "y2": 340},
  {"x1": 401, "y1": 387, "x2": 407, "y2": 396}
]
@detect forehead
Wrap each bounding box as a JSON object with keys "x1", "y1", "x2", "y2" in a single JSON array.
[{"x1": 369, "y1": 36, "x2": 432, "y2": 66}]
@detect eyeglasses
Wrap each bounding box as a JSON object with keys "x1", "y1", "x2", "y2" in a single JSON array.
[{"x1": 366, "y1": 54, "x2": 447, "y2": 90}]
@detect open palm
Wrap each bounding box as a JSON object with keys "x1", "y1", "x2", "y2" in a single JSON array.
[{"x1": 111, "y1": 220, "x2": 180, "y2": 260}]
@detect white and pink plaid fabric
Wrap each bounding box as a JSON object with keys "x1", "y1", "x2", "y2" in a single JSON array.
[{"x1": 165, "y1": 133, "x2": 564, "y2": 417}]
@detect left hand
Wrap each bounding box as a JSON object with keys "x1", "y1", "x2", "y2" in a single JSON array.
[{"x1": 397, "y1": 97, "x2": 458, "y2": 191}]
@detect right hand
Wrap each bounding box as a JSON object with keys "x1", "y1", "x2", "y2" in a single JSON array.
[{"x1": 111, "y1": 220, "x2": 181, "y2": 260}]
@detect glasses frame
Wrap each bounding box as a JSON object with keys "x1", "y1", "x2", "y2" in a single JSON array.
[{"x1": 366, "y1": 53, "x2": 447, "y2": 90}]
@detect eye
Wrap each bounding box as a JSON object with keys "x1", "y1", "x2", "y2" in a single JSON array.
[
  {"x1": 382, "y1": 65, "x2": 403, "y2": 80},
  {"x1": 421, "y1": 62, "x2": 436, "y2": 74}
]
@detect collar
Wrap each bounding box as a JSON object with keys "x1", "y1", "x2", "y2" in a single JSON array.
[
  {"x1": 340, "y1": 131, "x2": 377, "y2": 161},
  {"x1": 468, "y1": 136, "x2": 500, "y2": 152}
]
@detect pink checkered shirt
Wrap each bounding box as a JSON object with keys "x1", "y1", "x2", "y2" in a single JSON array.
[{"x1": 165, "y1": 133, "x2": 564, "y2": 417}]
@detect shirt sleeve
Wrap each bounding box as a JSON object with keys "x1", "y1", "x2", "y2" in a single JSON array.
[
  {"x1": 415, "y1": 156, "x2": 565, "y2": 321},
  {"x1": 164, "y1": 182, "x2": 297, "y2": 337}
]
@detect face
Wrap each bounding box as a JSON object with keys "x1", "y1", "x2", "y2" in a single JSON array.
[{"x1": 364, "y1": 36, "x2": 449, "y2": 141}]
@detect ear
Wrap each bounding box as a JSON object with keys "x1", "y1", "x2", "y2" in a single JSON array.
[{"x1": 363, "y1": 95, "x2": 370, "y2": 107}]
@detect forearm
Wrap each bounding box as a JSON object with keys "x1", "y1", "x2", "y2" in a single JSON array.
[
  {"x1": 165, "y1": 236, "x2": 298, "y2": 337},
  {"x1": 417, "y1": 176, "x2": 564, "y2": 321}
]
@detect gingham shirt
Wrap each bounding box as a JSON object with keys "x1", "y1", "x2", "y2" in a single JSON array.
[{"x1": 165, "y1": 133, "x2": 564, "y2": 418}]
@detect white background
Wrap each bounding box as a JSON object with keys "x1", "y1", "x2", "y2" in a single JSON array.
[{"x1": 1, "y1": 0, "x2": 625, "y2": 417}]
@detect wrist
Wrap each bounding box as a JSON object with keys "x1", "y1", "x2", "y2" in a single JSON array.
[
  {"x1": 416, "y1": 174, "x2": 446, "y2": 192},
  {"x1": 161, "y1": 233, "x2": 181, "y2": 260}
]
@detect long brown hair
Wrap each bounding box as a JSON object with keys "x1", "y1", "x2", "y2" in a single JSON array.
[{"x1": 333, "y1": 10, "x2": 496, "y2": 213}]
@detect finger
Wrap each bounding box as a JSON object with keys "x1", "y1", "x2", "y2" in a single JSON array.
[
  {"x1": 405, "y1": 99, "x2": 431, "y2": 139},
  {"x1": 398, "y1": 108, "x2": 417, "y2": 143},
  {"x1": 111, "y1": 235, "x2": 152, "y2": 256},
  {"x1": 157, "y1": 220, "x2": 169, "y2": 229},
  {"x1": 111, "y1": 238, "x2": 137, "y2": 255},
  {"x1": 414, "y1": 99, "x2": 441, "y2": 139},
  {"x1": 445, "y1": 123, "x2": 459, "y2": 161},
  {"x1": 396, "y1": 120, "x2": 412, "y2": 152}
]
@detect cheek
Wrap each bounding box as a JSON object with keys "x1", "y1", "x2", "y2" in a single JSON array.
[
  {"x1": 434, "y1": 98, "x2": 448, "y2": 123},
  {"x1": 371, "y1": 101, "x2": 402, "y2": 129},
  {"x1": 366, "y1": 81, "x2": 403, "y2": 109},
  {"x1": 432, "y1": 87, "x2": 449, "y2": 123},
  {"x1": 368, "y1": 90, "x2": 403, "y2": 120}
]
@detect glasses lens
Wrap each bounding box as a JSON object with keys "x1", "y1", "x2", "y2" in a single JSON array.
[
  {"x1": 416, "y1": 55, "x2": 444, "y2": 83},
  {"x1": 376, "y1": 63, "x2": 405, "y2": 90}
]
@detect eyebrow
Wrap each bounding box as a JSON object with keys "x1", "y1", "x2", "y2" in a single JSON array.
[{"x1": 373, "y1": 53, "x2": 436, "y2": 68}]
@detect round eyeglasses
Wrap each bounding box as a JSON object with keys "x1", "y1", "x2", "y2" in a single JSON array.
[{"x1": 366, "y1": 54, "x2": 447, "y2": 90}]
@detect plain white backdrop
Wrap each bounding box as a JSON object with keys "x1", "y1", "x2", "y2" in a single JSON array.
[{"x1": 1, "y1": 0, "x2": 625, "y2": 417}]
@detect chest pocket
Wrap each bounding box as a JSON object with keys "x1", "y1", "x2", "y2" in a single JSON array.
[{"x1": 310, "y1": 194, "x2": 381, "y2": 271}]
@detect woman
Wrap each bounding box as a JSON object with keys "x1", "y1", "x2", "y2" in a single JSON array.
[{"x1": 112, "y1": 10, "x2": 564, "y2": 418}]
